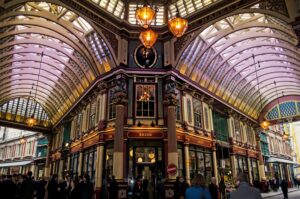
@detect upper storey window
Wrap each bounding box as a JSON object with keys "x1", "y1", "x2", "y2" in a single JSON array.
[
  {"x1": 136, "y1": 85, "x2": 156, "y2": 117},
  {"x1": 129, "y1": 4, "x2": 164, "y2": 26},
  {"x1": 108, "y1": 89, "x2": 116, "y2": 120}
]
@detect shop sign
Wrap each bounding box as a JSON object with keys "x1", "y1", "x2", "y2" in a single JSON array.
[
  {"x1": 127, "y1": 132, "x2": 164, "y2": 139},
  {"x1": 167, "y1": 164, "x2": 177, "y2": 175}
]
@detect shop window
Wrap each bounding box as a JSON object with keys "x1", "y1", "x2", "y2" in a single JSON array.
[
  {"x1": 70, "y1": 153, "x2": 79, "y2": 177},
  {"x1": 251, "y1": 159, "x2": 259, "y2": 181},
  {"x1": 88, "y1": 100, "x2": 97, "y2": 129},
  {"x1": 82, "y1": 147, "x2": 97, "y2": 184},
  {"x1": 104, "y1": 148, "x2": 113, "y2": 180},
  {"x1": 189, "y1": 146, "x2": 212, "y2": 183},
  {"x1": 108, "y1": 89, "x2": 116, "y2": 120},
  {"x1": 236, "y1": 155, "x2": 249, "y2": 178},
  {"x1": 193, "y1": 99, "x2": 202, "y2": 128},
  {"x1": 186, "y1": 99, "x2": 192, "y2": 123},
  {"x1": 136, "y1": 85, "x2": 155, "y2": 117},
  {"x1": 175, "y1": 92, "x2": 181, "y2": 121}
]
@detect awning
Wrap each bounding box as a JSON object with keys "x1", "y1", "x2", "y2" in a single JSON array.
[
  {"x1": 0, "y1": 160, "x2": 33, "y2": 167},
  {"x1": 266, "y1": 157, "x2": 299, "y2": 165}
]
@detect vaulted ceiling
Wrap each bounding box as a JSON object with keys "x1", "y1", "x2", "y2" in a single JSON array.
[
  {"x1": 176, "y1": 12, "x2": 300, "y2": 119},
  {"x1": 0, "y1": 0, "x2": 299, "y2": 129},
  {"x1": 0, "y1": 1, "x2": 115, "y2": 126}
]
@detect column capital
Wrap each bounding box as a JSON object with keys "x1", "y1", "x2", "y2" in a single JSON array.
[{"x1": 113, "y1": 92, "x2": 128, "y2": 105}]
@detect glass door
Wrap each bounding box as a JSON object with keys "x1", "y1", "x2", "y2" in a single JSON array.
[{"x1": 128, "y1": 146, "x2": 164, "y2": 199}]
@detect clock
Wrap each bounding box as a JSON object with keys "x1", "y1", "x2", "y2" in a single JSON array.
[{"x1": 134, "y1": 45, "x2": 157, "y2": 68}]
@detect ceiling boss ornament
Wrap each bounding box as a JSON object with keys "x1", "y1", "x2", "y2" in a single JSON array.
[{"x1": 136, "y1": 3, "x2": 188, "y2": 48}]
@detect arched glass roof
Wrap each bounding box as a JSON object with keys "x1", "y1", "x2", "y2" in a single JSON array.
[
  {"x1": 0, "y1": 98, "x2": 50, "y2": 127},
  {"x1": 176, "y1": 13, "x2": 300, "y2": 119},
  {"x1": 0, "y1": 1, "x2": 115, "y2": 125}
]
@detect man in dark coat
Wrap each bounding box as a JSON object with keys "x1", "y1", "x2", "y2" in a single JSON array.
[
  {"x1": 2, "y1": 175, "x2": 17, "y2": 199},
  {"x1": 47, "y1": 174, "x2": 59, "y2": 199},
  {"x1": 79, "y1": 174, "x2": 94, "y2": 199},
  {"x1": 109, "y1": 176, "x2": 118, "y2": 199},
  {"x1": 36, "y1": 177, "x2": 47, "y2": 199},
  {"x1": 280, "y1": 179, "x2": 288, "y2": 199},
  {"x1": 209, "y1": 177, "x2": 219, "y2": 199},
  {"x1": 20, "y1": 172, "x2": 35, "y2": 199},
  {"x1": 230, "y1": 173, "x2": 262, "y2": 199}
]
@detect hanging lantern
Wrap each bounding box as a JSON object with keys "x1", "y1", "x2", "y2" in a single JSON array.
[
  {"x1": 26, "y1": 114, "x2": 37, "y2": 127},
  {"x1": 168, "y1": 16, "x2": 188, "y2": 37},
  {"x1": 135, "y1": 5, "x2": 156, "y2": 29},
  {"x1": 260, "y1": 120, "x2": 270, "y2": 130},
  {"x1": 139, "y1": 29, "x2": 158, "y2": 48}
]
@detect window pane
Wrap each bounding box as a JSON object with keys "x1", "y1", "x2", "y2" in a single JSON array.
[{"x1": 136, "y1": 85, "x2": 156, "y2": 117}]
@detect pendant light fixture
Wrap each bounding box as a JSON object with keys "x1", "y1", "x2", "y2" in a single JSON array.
[
  {"x1": 135, "y1": 4, "x2": 156, "y2": 29},
  {"x1": 26, "y1": 51, "x2": 43, "y2": 127},
  {"x1": 139, "y1": 28, "x2": 158, "y2": 49},
  {"x1": 252, "y1": 54, "x2": 270, "y2": 130},
  {"x1": 168, "y1": 8, "x2": 188, "y2": 37},
  {"x1": 136, "y1": 3, "x2": 188, "y2": 48}
]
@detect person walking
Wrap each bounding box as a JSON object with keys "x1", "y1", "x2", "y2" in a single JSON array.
[
  {"x1": 68, "y1": 179, "x2": 80, "y2": 199},
  {"x1": 280, "y1": 179, "x2": 288, "y2": 199},
  {"x1": 20, "y1": 172, "x2": 35, "y2": 199},
  {"x1": 230, "y1": 173, "x2": 262, "y2": 199},
  {"x1": 209, "y1": 177, "x2": 219, "y2": 199},
  {"x1": 79, "y1": 174, "x2": 94, "y2": 199},
  {"x1": 185, "y1": 174, "x2": 212, "y2": 199},
  {"x1": 219, "y1": 176, "x2": 226, "y2": 199},
  {"x1": 36, "y1": 177, "x2": 47, "y2": 199},
  {"x1": 47, "y1": 174, "x2": 58, "y2": 199},
  {"x1": 2, "y1": 175, "x2": 17, "y2": 199}
]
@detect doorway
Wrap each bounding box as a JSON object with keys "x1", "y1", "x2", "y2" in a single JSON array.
[{"x1": 128, "y1": 144, "x2": 164, "y2": 199}]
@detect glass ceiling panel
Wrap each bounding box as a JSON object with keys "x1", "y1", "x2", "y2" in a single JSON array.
[
  {"x1": 0, "y1": 1, "x2": 114, "y2": 126},
  {"x1": 176, "y1": 12, "x2": 300, "y2": 119},
  {"x1": 168, "y1": 0, "x2": 218, "y2": 18},
  {"x1": 90, "y1": 0, "x2": 125, "y2": 19}
]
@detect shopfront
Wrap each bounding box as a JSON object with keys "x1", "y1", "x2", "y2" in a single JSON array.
[
  {"x1": 189, "y1": 145, "x2": 213, "y2": 183},
  {"x1": 235, "y1": 155, "x2": 249, "y2": 179},
  {"x1": 127, "y1": 140, "x2": 164, "y2": 198},
  {"x1": 82, "y1": 146, "x2": 97, "y2": 184}
]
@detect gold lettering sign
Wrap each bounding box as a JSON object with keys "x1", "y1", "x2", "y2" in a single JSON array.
[{"x1": 138, "y1": 132, "x2": 152, "y2": 137}]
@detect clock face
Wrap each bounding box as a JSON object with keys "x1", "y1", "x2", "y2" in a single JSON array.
[{"x1": 134, "y1": 45, "x2": 157, "y2": 68}]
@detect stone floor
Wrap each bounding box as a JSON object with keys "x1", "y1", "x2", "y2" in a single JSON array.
[{"x1": 262, "y1": 188, "x2": 300, "y2": 198}]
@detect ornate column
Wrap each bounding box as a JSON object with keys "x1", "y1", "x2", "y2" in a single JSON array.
[
  {"x1": 212, "y1": 143, "x2": 219, "y2": 183},
  {"x1": 255, "y1": 131, "x2": 266, "y2": 181},
  {"x1": 58, "y1": 159, "x2": 64, "y2": 179},
  {"x1": 95, "y1": 143, "x2": 104, "y2": 198},
  {"x1": 184, "y1": 143, "x2": 190, "y2": 184},
  {"x1": 77, "y1": 151, "x2": 83, "y2": 175},
  {"x1": 111, "y1": 75, "x2": 128, "y2": 199},
  {"x1": 247, "y1": 157, "x2": 253, "y2": 184},
  {"x1": 44, "y1": 134, "x2": 53, "y2": 177},
  {"x1": 112, "y1": 75, "x2": 127, "y2": 180},
  {"x1": 230, "y1": 155, "x2": 237, "y2": 179},
  {"x1": 164, "y1": 76, "x2": 179, "y2": 180}
]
